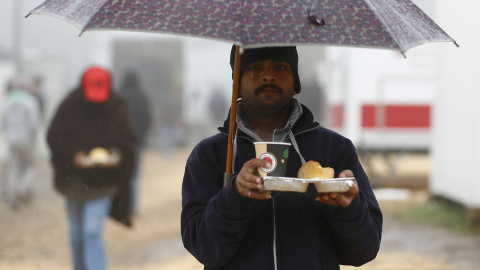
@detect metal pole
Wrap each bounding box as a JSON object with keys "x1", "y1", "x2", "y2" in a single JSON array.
[{"x1": 13, "y1": 0, "x2": 22, "y2": 72}]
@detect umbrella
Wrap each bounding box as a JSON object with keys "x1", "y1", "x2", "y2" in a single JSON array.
[
  {"x1": 26, "y1": 0, "x2": 457, "y2": 184},
  {"x1": 26, "y1": 0, "x2": 457, "y2": 53}
]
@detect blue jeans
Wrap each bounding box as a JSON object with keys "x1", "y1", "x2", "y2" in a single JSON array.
[{"x1": 66, "y1": 197, "x2": 112, "y2": 270}]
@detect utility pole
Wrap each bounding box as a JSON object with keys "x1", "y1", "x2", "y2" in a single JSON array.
[{"x1": 13, "y1": 0, "x2": 23, "y2": 72}]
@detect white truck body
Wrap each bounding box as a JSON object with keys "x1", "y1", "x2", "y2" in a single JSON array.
[{"x1": 321, "y1": 47, "x2": 437, "y2": 154}]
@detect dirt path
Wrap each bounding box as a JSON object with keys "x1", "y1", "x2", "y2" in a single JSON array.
[{"x1": 1, "y1": 148, "x2": 479, "y2": 270}]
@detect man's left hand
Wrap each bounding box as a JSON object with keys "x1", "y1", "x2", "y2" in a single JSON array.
[{"x1": 315, "y1": 170, "x2": 359, "y2": 207}]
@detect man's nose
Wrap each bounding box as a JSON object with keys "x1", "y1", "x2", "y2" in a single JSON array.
[{"x1": 262, "y1": 65, "x2": 276, "y2": 83}]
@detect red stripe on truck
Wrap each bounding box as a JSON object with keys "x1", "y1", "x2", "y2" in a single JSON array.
[
  {"x1": 361, "y1": 104, "x2": 430, "y2": 128},
  {"x1": 330, "y1": 104, "x2": 344, "y2": 128}
]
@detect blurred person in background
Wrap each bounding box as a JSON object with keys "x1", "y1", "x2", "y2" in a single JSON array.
[
  {"x1": 29, "y1": 75, "x2": 49, "y2": 161},
  {"x1": 208, "y1": 89, "x2": 228, "y2": 126},
  {"x1": 29, "y1": 75, "x2": 46, "y2": 122},
  {"x1": 1, "y1": 75, "x2": 41, "y2": 209},
  {"x1": 47, "y1": 66, "x2": 137, "y2": 270},
  {"x1": 118, "y1": 69, "x2": 152, "y2": 215}
]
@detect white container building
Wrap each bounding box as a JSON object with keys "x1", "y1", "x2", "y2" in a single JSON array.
[{"x1": 431, "y1": 1, "x2": 480, "y2": 218}]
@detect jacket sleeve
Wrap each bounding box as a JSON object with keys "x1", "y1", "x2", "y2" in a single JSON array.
[
  {"x1": 181, "y1": 138, "x2": 252, "y2": 268},
  {"x1": 28, "y1": 95, "x2": 41, "y2": 131},
  {"x1": 325, "y1": 138, "x2": 383, "y2": 266},
  {"x1": 46, "y1": 99, "x2": 83, "y2": 174}
]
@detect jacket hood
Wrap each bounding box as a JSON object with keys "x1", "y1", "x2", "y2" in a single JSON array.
[{"x1": 219, "y1": 102, "x2": 320, "y2": 137}]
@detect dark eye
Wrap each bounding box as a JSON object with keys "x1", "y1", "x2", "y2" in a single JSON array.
[
  {"x1": 275, "y1": 63, "x2": 289, "y2": 71},
  {"x1": 247, "y1": 63, "x2": 263, "y2": 70}
]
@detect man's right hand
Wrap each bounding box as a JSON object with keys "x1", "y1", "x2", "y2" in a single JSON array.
[
  {"x1": 233, "y1": 158, "x2": 272, "y2": 200},
  {"x1": 73, "y1": 151, "x2": 91, "y2": 169}
]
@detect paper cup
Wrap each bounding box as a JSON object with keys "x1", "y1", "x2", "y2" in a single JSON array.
[{"x1": 254, "y1": 142, "x2": 291, "y2": 177}]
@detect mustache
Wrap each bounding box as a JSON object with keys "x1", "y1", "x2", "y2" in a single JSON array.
[{"x1": 254, "y1": 84, "x2": 284, "y2": 95}]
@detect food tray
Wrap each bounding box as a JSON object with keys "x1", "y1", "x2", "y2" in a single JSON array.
[
  {"x1": 262, "y1": 177, "x2": 354, "y2": 193},
  {"x1": 82, "y1": 156, "x2": 113, "y2": 166}
]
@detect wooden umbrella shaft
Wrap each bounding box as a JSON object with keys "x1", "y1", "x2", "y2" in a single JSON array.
[{"x1": 224, "y1": 46, "x2": 241, "y2": 186}]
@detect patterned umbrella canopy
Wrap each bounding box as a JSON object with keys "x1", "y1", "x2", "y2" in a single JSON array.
[
  {"x1": 27, "y1": 0, "x2": 457, "y2": 54},
  {"x1": 27, "y1": 0, "x2": 457, "y2": 179}
]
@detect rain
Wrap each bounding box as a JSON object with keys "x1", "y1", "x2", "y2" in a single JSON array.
[{"x1": 0, "y1": 0, "x2": 479, "y2": 269}]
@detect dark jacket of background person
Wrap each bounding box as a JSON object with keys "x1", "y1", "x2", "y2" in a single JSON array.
[
  {"x1": 47, "y1": 86, "x2": 137, "y2": 227},
  {"x1": 181, "y1": 104, "x2": 382, "y2": 269},
  {"x1": 118, "y1": 71, "x2": 151, "y2": 147}
]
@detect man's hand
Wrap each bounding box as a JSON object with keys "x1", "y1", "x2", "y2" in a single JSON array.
[
  {"x1": 234, "y1": 158, "x2": 272, "y2": 200},
  {"x1": 99, "y1": 148, "x2": 122, "y2": 168},
  {"x1": 73, "y1": 151, "x2": 91, "y2": 169},
  {"x1": 315, "y1": 170, "x2": 359, "y2": 207},
  {"x1": 73, "y1": 148, "x2": 122, "y2": 169}
]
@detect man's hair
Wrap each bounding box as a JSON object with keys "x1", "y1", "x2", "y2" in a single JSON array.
[{"x1": 229, "y1": 45, "x2": 301, "y2": 94}]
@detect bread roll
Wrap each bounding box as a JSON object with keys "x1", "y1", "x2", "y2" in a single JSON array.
[
  {"x1": 297, "y1": 160, "x2": 334, "y2": 179},
  {"x1": 89, "y1": 147, "x2": 110, "y2": 163}
]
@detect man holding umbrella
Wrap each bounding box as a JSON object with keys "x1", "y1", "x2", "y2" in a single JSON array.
[{"x1": 181, "y1": 46, "x2": 382, "y2": 269}]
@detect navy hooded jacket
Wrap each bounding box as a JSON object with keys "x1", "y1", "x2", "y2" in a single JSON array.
[{"x1": 181, "y1": 104, "x2": 382, "y2": 269}]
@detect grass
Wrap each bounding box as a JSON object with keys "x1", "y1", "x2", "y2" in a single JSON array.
[{"x1": 394, "y1": 199, "x2": 480, "y2": 235}]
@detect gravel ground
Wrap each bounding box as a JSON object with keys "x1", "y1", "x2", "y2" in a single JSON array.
[{"x1": 1, "y1": 148, "x2": 480, "y2": 270}]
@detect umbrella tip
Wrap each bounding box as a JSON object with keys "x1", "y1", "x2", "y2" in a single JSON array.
[
  {"x1": 454, "y1": 41, "x2": 460, "y2": 48},
  {"x1": 25, "y1": 13, "x2": 31, "y2": 19},
  {"x1": 401, "y1": 52, "x2": 407, "y2": 59},
  {"x1": 308, "y1": 15, "x2": 325, "y2": 27},
  {"x1": 79, "y1": 30, "x2": 85, "y2": 37}
]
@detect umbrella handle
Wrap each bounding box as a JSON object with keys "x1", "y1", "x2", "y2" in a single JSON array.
[{"x1": 224, "y1": 46, "x2": 241, "y2": 186}]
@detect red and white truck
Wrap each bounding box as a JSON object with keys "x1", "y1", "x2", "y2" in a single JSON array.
[{"x1": 321, "y1": 47, "x2": 436, "y2": 155}]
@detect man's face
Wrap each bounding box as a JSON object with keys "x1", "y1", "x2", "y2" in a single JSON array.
[{"x1": 239, "y1": 60, "x2": 295, "y2": 116}]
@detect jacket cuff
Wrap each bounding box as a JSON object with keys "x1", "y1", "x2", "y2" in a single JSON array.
[
  {"x1": 217, "y1": 176, "x2": 252, "y2": 216},
  {"x1": 327, "y1": 194, "x2": 363, "y2": 222}
]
